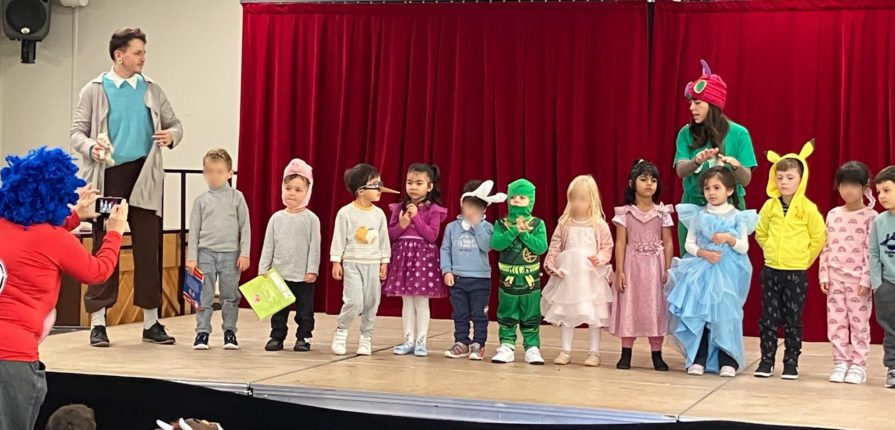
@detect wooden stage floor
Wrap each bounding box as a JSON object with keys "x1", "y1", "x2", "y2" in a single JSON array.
[{"x1": 41, "y1": 309, "x2": 889, "y2": 429}]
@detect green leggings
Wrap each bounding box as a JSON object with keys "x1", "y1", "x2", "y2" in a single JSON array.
[{"x1": 496, "y1": 289, "x2": 541, "y2": 349}]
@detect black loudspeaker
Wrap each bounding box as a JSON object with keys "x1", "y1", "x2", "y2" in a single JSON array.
[{"x1": 2, "y1": 0, "x2": 51, "y2": 63}]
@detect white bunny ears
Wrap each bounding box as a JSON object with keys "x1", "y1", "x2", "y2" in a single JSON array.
[
  {"x1": 156, "y1": 418, "x2": 223, "y2": 430},
  {"x1": 460, "y1": 180, "x2": 507, "y2": 207}
]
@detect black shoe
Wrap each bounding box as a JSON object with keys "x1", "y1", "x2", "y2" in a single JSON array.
[
  {"x1": 754, "y1": 360, "x2": 774, "y2": 378},
  {"x1": 616, "y1": 347, "x2": 632, "y2": 370},
  {"x1": 265, "y1": 338, "x2": 284, "y2": 352},
  {"x1": 193, "y1": 333, "x2": 210, "y2": 350},
  {"x1": 652, "y1": 351, "x2": 669, "y2": 371},
  {"x1": 90, "y1": 326, "x2": 110, "y2": 347},
  {"x1": 294, "y1": 338, "x2": 311, "y2": 352},
  {"x1": 782, "y1": 362, "x2": 799, "y2": 380},
  {"x1": 142, "y1": 322, "x2": 176, "y2": 345},
  {"x1": 223, "y1": 330, "x2": 239, "y2": 350}
]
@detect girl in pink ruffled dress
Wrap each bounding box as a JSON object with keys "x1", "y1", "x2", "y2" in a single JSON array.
[{"x1": 542, "y1": 175, "x2": 614, "y2": 367}]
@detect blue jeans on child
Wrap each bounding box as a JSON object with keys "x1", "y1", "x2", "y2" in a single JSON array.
[
  {"x1": 196, "y1": 249, "x2": 241, "y2": 334},
  {"x1": 450, "y1": 277, "x2": 491, "y2": 347}
]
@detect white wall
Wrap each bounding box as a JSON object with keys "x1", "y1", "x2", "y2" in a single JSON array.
[{"x1": 0, "y1": 0, "x2": 243, "y2": 229}]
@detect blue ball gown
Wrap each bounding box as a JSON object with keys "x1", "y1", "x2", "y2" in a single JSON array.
[{"x1": 665, "y1": 203, "x2": 758, "y2": 373}]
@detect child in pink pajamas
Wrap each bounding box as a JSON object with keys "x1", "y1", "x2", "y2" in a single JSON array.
[{"x1": 819, "y1": 161, "x2": 877, "y2": 385}]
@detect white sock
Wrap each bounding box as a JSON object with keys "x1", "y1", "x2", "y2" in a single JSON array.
[
  {"x1": 589, "y1": 327, "x2": 602, "y2": 353},
  {"x1": 561, "y1": 325, "x2": 574, "y2": 352},
  {"x1": 143, "y1": 308, "x2": 159, "y2": 330},
  {"x1": 90, "y1": 309, "x2": 106, "y2": 328},
  {"x1": 401, "y1": 297, "x2": 415, "y2": 343},
  {"x1": 413, "y1": 296, "x2": 430, "y2": 343}
]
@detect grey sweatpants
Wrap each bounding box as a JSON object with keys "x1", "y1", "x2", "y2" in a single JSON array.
[
  {"x1": 875, "y1": 280, "x2": 895, "y2": 369},
  {"x1": 0, "y1": 360, "x2": 47, "y2": 430},
  {"x1": 336, "y1": 262, "x2": 381, "y2": 337},
  {"x1": 196, "y1": 249, "x2": 242, "y2": 334}
]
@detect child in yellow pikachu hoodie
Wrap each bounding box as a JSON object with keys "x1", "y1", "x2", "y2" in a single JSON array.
[{"x1": 754, "y1": 140, "x2": 826, "y2": 380}]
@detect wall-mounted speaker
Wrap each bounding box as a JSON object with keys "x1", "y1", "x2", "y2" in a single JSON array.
[{"x1": 2, "y1": 0, "x2": 52, "y2": 63}]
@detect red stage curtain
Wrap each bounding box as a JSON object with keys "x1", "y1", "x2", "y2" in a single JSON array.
[
  {"x1": 239, "y1": 3, "x2": 651, "y2": 319},
  {"x1": 651, "y1": 0, "x2": 895, "y2": 341}
]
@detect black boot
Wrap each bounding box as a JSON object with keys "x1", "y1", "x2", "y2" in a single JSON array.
[
  {"x1": 616, "y1": 347, "x2": 632, "y2": 369},
  {"x1": 652, "y1": 351, "x2": 669, "y2": 371}
]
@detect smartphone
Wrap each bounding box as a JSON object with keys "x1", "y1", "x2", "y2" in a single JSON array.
[{"x1": 95, "y1": 197, "x2": 123, "y2": 215}]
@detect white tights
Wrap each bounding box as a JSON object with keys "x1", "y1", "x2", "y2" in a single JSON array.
[
  {"x1": 561, "y1": 325, "x2": 602, "y2": 353},
  {"x1": 401, "y1": 296, "x2": 430, "y2": 344}
]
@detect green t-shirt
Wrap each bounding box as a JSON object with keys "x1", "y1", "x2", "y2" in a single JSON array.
[{"x1": 673, "y1": 120, "x2": 757, "y2": 201}]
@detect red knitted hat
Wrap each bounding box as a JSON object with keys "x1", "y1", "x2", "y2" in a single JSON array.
[{"x1": 684, "y1": 59, "x2": 727, "y2": 110}]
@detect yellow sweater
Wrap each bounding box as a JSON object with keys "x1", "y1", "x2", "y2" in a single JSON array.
[{"x1": 755, "y1": 141, "x2": 826, "y2": 270}]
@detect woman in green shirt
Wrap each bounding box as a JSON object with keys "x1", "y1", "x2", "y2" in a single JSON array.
[{"x1": 673, "y1": 60, "x2": 757, "y2": 253}]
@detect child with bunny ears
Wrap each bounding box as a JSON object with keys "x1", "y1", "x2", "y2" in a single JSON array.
[{"x1": 441, "y1": 179, "x2": 506, "y2": 360}]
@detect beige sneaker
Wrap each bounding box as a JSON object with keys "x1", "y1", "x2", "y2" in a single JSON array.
[
  {"x1": 584, "y1": 353, "x2": 601, "y2": 367},
  {"x1": 553, "y1": 351, "x2": 572, "y2": 365}
]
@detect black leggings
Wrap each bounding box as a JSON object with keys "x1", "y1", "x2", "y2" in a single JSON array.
[{"x1": 694, "y1": 326, "x2": 738, "y2": 370}]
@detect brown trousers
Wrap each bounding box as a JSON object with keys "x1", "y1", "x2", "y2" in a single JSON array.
[{"x1": 83, "y1": 159, "x2": 162, "y2": 313}]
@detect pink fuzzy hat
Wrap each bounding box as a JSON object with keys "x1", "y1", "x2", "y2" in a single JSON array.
[{"x1": 283, "y1": 158, "x2": 313, "y2": 209}]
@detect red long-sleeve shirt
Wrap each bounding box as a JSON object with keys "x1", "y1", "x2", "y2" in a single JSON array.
[{"x1": 0, "y1": 213, "x2": 121, "y2": 362}]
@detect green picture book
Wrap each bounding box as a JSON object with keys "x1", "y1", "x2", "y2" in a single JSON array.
[{"x1": 239, "y1": 269, "x2": 296, "y2": 319}]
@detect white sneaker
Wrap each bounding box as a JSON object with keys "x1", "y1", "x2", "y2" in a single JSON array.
[
  {"x1": 688, "y1": 364, "x2": 705, "y2": 375},
  {"x1": 357, "y1": 335, "x2": 373, "y2": 356},
  {"x1": 719, "y1": 366, "x2": 737, "y2": 378},
  {"x1": 844, "y1": 365, "x2": 867, "y2": 385},
  {"x1": 491, "y1": 344, "x2": 515, "y2": 364},
  {"x1": 524, "y1": 347, "x2": 545, "y2": 365},
  {"x1": 331, "y1": 329, "x2": 348, "y2": 355},
  {"x1": 829, "y1": 362, "x2": 849, "y2": 383}
]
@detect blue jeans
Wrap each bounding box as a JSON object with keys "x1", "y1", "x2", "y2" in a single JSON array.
[
  {"x1": 450, "y1": 277, "x2": 491, "y2": 347},
  {"x1": 196, "y1": 249, "x2": 241, "y2": 334}
]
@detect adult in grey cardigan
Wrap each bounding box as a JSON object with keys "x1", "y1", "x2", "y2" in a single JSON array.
[{"x1": 70, "y1": 28, "x2": 182, "y2": 347}]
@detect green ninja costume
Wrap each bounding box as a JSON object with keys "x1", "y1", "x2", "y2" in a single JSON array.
[{"x1": 490, "y1": 179, "x2": 548, "y2": 350}]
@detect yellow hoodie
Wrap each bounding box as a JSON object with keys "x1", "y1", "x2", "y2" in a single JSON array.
[{"x1": 755, "y1": 140, "x2": 826, "y2": 270}]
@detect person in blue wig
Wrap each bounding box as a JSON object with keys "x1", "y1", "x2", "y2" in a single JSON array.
[{"x1": 0, "y1": 147, "x2": 127, "y2": 430}]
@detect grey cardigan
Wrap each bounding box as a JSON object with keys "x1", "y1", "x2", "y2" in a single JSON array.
[{"x1": 70, "y1": 72, "x2": 184, "y2": 217}]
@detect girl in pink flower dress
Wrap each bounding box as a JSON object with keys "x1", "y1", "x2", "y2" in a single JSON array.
[{"x1": 610, "y1": 160, "x2": 675, "y2": 371}]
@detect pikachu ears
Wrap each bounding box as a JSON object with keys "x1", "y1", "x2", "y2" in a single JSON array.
[
  {"x1": 799, "y1": 139, "x2": 815, "y2": 159},
  {"x1": 765, "y1": 139, "x2": 815, "y2": 163}
]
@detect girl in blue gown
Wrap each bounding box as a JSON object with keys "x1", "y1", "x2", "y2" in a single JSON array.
[{"x1": 666, "y1": 166, "x2": 758, "y2": 377}]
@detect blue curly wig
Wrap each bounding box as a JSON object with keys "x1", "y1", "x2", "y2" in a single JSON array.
[{"x1": 0, "y1": 146, "x2": 86, "y2": 227}]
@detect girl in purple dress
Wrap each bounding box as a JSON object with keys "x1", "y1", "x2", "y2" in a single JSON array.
[
  {"x1": 610, "y1": 160, "x2": 675, "y2": 371},
  {"x1": 384, "y1": 164, "x2": 448, "y2": 357}
]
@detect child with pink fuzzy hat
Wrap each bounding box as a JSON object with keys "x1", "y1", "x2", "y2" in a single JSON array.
[{"x1": 260, "y1": 158, "x2": 322, "y2": 352}]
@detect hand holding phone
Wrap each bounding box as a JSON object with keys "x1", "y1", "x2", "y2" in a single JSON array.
[{"x1": 95, "y1": 197, "x2": 124, "y2": 216}]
